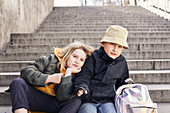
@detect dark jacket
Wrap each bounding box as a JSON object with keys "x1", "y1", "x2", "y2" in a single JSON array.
[
  {"x1": 74, "y1": 46, "x2": 129, "y2": 103},
  {"x1": 21, "y1": 54, "x2": 76, "y2": 102}
]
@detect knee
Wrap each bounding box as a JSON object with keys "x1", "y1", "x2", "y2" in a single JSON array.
[
  {"x1": 10, "y1": 78, "x2": 26, "y2": 88},
  {"x1": 69, "y1": 98, "x2": 82, "y2": 112},
  {"x1": 80, "y1": 103, "x2": 92, "y2": 109},
  {"x1": 72, "y1": 97, "x2": 82, "y2": 106},
  {"x1": 78, "y1": 103, "x2": 96, "y2": 113},
  {"x1": 71, "y1": 97, "x2": 82, "y2": 107}
]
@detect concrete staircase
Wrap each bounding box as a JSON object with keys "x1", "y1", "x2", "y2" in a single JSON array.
[{"x1": 0, "y1": 6, "x2": 170, "y2": 113}]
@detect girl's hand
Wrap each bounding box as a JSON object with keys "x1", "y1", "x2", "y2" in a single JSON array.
[
  {"x1": 65, "y1": 68, "x2": 81, "y2": 77},
  {"x1": 46, "y1": 73, "x2": 63, "y2": 84},
  {"x1": 77, "y1": 89, "x2": 88, "y2": 97},
  {"x1": 71, "y1": 68, "x2": 81, "y2": 74}
]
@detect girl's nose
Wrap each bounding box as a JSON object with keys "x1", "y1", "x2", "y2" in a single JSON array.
[{"x1": 75, "y1": 59, "x2": 79, "y2": 64}]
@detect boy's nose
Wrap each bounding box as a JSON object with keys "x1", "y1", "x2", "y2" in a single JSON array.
[{"x1": 113, "y1": 45, "x2": 118, "y2": 52}]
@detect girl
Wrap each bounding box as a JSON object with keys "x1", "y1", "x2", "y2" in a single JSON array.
[{"x1": 9, "y1": 42, "x2": 93, "y2": 113}]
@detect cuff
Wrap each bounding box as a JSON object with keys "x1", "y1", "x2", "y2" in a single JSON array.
[{"x1": 61, "y1": 76, "x2": 72, "y2": 84}]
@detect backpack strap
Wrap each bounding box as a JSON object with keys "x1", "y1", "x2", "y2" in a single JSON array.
[
  {"x1": 125, "y1": 78, "x2": 135, "y2": 84},
  {"x1": 116, "y1": 84, "x2": 143, "y2": 95}
]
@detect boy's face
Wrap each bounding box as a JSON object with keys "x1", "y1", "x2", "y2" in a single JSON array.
[{"x1": 101, "y1": 42, "x2": 123, "y2": 59}]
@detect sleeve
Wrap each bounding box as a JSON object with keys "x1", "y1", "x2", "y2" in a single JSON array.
[
  {"x1": 115, "y1": 59, "x2": 129, "y2": 90},
  {"x1": 73, "y1": 56, "x2": 94, "y2": 98},
  {"x1": 54, "y1": 75, "x2": 76, "y2": 102},
  {"x1": 20, "y1": 55, "x2": 51, "y2": 86}
]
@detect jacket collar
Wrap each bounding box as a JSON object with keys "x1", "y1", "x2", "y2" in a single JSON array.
[{"x1": 54, "y1": 48, "x2": 66, "y2": 74}]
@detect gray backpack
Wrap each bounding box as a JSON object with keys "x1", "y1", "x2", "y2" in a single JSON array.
[{"x1": 115, "y1": 78, "x2": 158, "y2": 113}]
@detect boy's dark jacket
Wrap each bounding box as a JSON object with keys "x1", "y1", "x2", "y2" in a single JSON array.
[
  {"x1": 21, "y1": 49, "x2": 76, "y2": 102},
  {"x1": 74, "y1": 46, "x2": 129, "y2": 103}
]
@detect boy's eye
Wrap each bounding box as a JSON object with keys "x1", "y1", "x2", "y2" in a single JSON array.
[
  {"x1": 118, "y1": 45, "x2": 123, "y2": 48},
  {"x1": 110, "y1": 43, "x2": 115, "y2": 45}
]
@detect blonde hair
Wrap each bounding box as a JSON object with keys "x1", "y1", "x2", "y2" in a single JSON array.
[{"x1": 57, "y1": 41, "x2": 93, "y2": 72}]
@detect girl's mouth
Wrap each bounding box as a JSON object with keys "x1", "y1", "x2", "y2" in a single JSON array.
[{"x1": 73, "y1": 64, "x2": 78, "y2": 68}]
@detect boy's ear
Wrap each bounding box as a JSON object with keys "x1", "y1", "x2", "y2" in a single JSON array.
[{"x1": 101, "y1": 42, "x2": 105, "y2": 47}]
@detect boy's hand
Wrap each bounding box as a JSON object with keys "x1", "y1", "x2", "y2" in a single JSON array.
[
  {"x1": 46, "y1": 73, "x2": 63, "y2": 84},
  {"x1": 77, "y1": 89, "x2": 88, "y2": 97}
]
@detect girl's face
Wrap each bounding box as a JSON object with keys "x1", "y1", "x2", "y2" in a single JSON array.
[
  {"x1": 102, "y1": 42, "x2": 123, "y2": 59},
  {"x1": 66, "y1": 48, "x2": 87, "y2": 70}
]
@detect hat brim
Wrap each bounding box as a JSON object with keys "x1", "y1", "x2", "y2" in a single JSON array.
[{"x1": 100, "y1": 36, "x2": 128, "y2": 49}]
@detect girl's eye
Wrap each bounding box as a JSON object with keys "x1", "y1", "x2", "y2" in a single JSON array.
[
  {"x1": 110, "y1": 43, "x2": 115, "y2": 45},
  {"x1": 73, "y1": 55, "x2": 77, "y2": 58},
  {"x1": 80, "y1": 59, "x2": 85, "y2": 62}
]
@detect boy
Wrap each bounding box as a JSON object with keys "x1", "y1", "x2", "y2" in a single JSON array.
[{"x1": 74, "y1": 25, "x2": 129, "y2": 113}]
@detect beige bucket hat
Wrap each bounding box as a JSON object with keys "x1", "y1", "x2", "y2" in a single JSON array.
[{"x1": 100, "y1": 25, "x2": 128, "y2": 49}]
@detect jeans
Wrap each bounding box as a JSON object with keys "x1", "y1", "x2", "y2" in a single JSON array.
[{"x1": 78, "y1": 102, "x2": 117, "y2": 113}]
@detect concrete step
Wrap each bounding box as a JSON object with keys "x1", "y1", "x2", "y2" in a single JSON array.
[
  {"x1": 48, "y1": 15, "x2": 161, "y2": 19},
  {"x1": 1, "y1": 50, "x2": 170, "y2": 61},
  {"x1": 50, "y1": 13, "x2": 158, "y2": 17},
  {"x1": 11, "y1": 32, "x2": 170, "y2": 39},
  {"x1": 0, "y1": 84, "x2": 170, "y2": 106},
  {"x1": 11, "y1": 36, "x2": 170, "y2": 45},
  {"x1": 127, "y1": 59, "x2": 170, "y2": 70},
  {"x1": 45, "y1": 12, "x2": 165, "y2": 18},
  {"x1": 0, "y1": 52, "x2": 50, "y2": 61},
  {"x1": 1, "y1": 103, "x2": 170, "y2": 113},
  {"x1": 0, "y1": 61, "x2": 32, "y2": 72},
  {"x1": 0, "y1": 87, "x2": 11, "y2": 106},
  {"x1": 42, "y1": 19, "x2": 169, "y2": 23},
  {"x1": 122, "y1": 50, "x2": 170, "y2": 59},
  {"x1": 47, "y1": 14, "x2": 162, "y2": 19},
  {"x1": 41, "y1": 17, "x2": 169, "y2": 21},
  {"x1": 51, "y1": 12, "x2": 159, "y2": 17},
  {"x1": 0, "y1": 106, "x2": 12, "y2": 113},
  {"x1": 39, "y1": 24, "x2": 170, "y2": 29},
  {"x1": 11, "y1": 32, "x2": 170, "y2": 40},
  {"x1": 40, "y1": 22, "x2": 170, "y2": 26},
  {"x1": 130, "y1": 70, "x2": 170, "y2": 84},
  {"x1": 43, "y1": 15, "x2": 169, "y2": 20},
  {"x1": 1, "y1": 59, "x2": 170, "y2": 72},
  {"x1": 0, "y1": 72, "x2": 20, "y2": 86},
  {"x1": 47, "y1": 13, "x2": 166, "y2": 17},
  {"x1": 48, "y1": 12, "x2": 160, "y2": 18},
  {"x1": 0, "y1": 70, "x2": 170, "y2": 86},
  {"x1": 51, "y1": 6, "x2": 160, "y2": 17},
  {"x1": 146, "y1": 84, "x2": 170, "y2": 103},
  {"x1": 37, "y1": 28, "x2": 170, "y2": 32},
  {"x1": 6, "y1": 43, "x2": 170, "y2": 52},
  {"x1": 45, "y1": 13, "x2": 165, "y2": 17}
]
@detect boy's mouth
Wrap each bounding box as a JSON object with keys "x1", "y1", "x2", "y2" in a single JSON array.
[{"x1": 111, "y1": 52, "x2": 117, "y2": 56}]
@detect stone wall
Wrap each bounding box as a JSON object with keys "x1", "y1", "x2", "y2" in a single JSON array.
[{"x1": 0, "y1": 0, "x2": 54, "y2": 50}]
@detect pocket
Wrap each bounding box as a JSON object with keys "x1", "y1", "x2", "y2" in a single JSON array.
[
  {"x1": 128, "y1": 103, "x2": 157, "y2": 113},
  {"x1": 92, "y1": 84, "x2": 115, "y2": 98}
]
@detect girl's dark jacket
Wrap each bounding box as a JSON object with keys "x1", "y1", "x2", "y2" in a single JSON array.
[
  {"x1": 74, "y1": 46, "x2": 129, "y2": 103},
  {"x1": 21, "y1": 51, "x2": 76, "y2": 102}
]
